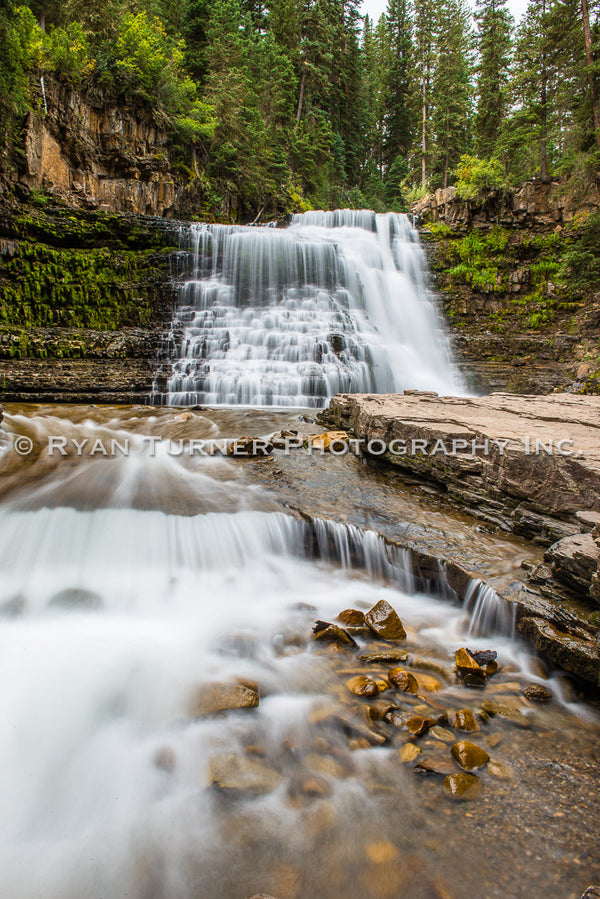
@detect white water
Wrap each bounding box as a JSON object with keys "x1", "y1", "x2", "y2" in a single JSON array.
[{"x1": 157, "y1": 210, "x2": 463, "y2": 407}]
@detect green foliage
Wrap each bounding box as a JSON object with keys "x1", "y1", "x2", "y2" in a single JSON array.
[
  {"x1": 43, "y1": 22, "x2": 94, "y2": 84},
  {"x1": 474, "y1": 0, "x2": 513, "y2": 157},
  {"x1": 559, "y1": 211, "x2": 600, "y2": 297},
  {"x1": 455, "y1": 154, "x2": 507, "y2": 199}
]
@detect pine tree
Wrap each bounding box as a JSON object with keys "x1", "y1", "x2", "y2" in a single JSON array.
[
  {"x1": 474, "y1": 0, "x2": 513, "y2": 158},
  {"x1": 431, "y1": 0, "x2": 475, "y2": 187},
  {"x1": 412, "y1": 0, "x2": 437, "y2": 187},
  {"x1": 383, "y1": 0, "x2": 412, "y2": 168}
]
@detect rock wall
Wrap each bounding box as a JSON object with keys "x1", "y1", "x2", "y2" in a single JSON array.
[
  {"x1": 0, "y1": 202, "x2": 179, "y2": 403},
  {"x1": 412, "y1": 180, "x2": 600, "y2": 228},
  {"x1": 20, "y1": 76, "x2": 181, "y2": 216}
]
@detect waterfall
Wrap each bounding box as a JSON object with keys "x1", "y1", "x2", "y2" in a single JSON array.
[
  {"x1": 154, "y1": 209, "x2": 463, "y2": 407},
  {"x1": 462, "y1": 578, "x2": 517, "y2": 638}
]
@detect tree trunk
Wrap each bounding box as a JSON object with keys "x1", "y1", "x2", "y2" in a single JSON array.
[
  {"x1": 581, "y1": 0, "x2": 600, "y2": 152},
  {"x1": 540, "y1": 69, "x2": 549, "y2": 182},
  {"x1": 421, "y1": 61, "x2": 427, "y2": 188},
  {"x1": 295, "y1": 62, "x2": 307, "y2": 129},
  {"x1": 40, "y1": 7, "x2": 46, "y2": 31}
]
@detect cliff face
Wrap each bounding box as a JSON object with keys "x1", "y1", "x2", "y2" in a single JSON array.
[
  {"x1": 414, "y1": 182, "x2": 600, "y2": 395},
  {"x1": 0, "y1": 202, "x2": 179, "y2": 404},
  {"x1": 19, "y1": 76, "x2": 181, "y2": 217}
]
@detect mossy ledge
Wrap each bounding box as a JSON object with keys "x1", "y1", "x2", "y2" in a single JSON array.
[{"x1": 0, "y1": 200, "x2": 179, "y2": 402}]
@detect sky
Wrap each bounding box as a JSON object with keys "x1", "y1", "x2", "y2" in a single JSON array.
[{"x1": 361, "y1": 0, "x2": 530, "y2": 24}]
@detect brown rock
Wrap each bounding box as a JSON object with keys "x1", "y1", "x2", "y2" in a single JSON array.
[
  {"x1": 364, "y1": 600, "x2": 407, "y2": 641},
  {"x1": 189, "y1": 682, "x2": 259, "y2": 717},
  {"x1": 406, "y1": 715, "x2": 435, "y2": 737},
  {"x1": 454, "y1": 709, "x2": 480, "y2": 732},
  {"x1": 522, "y1": 683, "x2": 553, "y2": 703},
  {"x1": 312, "y1": 621, "x2": 358, "y2": 649},
  {"x1": 545, "y1": 533, "x2": 600, "y2": 595},
  {"x1": 399, "y1": 743, "x2": 421, "y2": 763},
  {"x1": 388, "y1": 667, "x2": 419, "y2": 693},
  {"x1": 337, "y1": 608, "x2": 366, "y2": 626},
  {"x1": 347, "y1": 675, "x2": 379, "y2": 698},
  {"x1": 359, "y1": 649, "x2": 409, "y2": 664},
  {"x1": 450, "y1": 741, "x2": 490, "y2": 771},
  {"x1": 209, "y1": 754, "x2": 282, "y2": 796},
  {"x1": 443, "y1": 773, "x2": 482, "y2": 801},
  {"x1": 455, "y1": 648, "x2": 484, "y2": 677}
]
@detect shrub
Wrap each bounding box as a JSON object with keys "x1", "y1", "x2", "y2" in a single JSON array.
[{"x1": 455, "y1": 155, "x2": 507, "y2": 200}]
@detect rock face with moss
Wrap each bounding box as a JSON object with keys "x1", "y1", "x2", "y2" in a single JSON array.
[
  {"x1": 414, "y1": 184, "x2": 600, "y2": 395},
  {"x1": 0, "y1": 200, "x2": 178, "y2": 403}
]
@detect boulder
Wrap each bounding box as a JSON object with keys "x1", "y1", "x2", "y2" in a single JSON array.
[
  {"x1": 312, "y1": 620, "x2": 358, "y2": 649},
  {"x1": 388, "y1": 668, "x2": 419, "y2": 693},
  {"x1": 346, "y1": 675, "x2": 379, "y2": 698},
  {"x1": 545, "y1": 533, "x2": 600, "y2": 596},
  {"x1": 454, "y1": 709, "x2": 480, "y2": 732}
]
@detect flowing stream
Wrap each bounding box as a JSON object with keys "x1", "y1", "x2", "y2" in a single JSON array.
[
  {"x1": 154, "y1": 210, "x2": 463, "y2": 407},
  {"x1": 0, "y1": 405, "x2": 598, "y2": 899}
]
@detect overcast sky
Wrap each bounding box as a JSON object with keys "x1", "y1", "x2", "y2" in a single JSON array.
[{"x1": 361, "y1": 0, "x2": 530, "y2": 25}]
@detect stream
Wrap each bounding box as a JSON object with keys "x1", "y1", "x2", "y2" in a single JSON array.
[{"x1": 0, "y1": 404, "x2": 598, "y2": 899}]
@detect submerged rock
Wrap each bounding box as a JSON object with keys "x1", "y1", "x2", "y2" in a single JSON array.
[
  {"x1": 399, "y1": 743, "x2": 421, "y2": 763},
  {"x1": 359, "y1": 648, "x2": 409, "y2": 664},
  {"x1": 209, "y1": 753, "x2": 282, "y2": 796},
  {"x1": 450, "y1": 741, "x2": 490, "y2": 771},
  {"x1": 388, "y1": 667, "x2": 419, "y2": 693},
  {"x1": 429, "y1": 726, "x2": 455, "y2": 744},
  {"x1": 443, "y1": 773, "x2": 482, "y2": 801},
  {"x1": 405, "y1": 715, "x2": 435, "y2": 737},
  {"x1": 454, "y1": 709, "x2": 480, "y2": 732},
  {"x1": 227, "y1": 436, "x2": 274, "y2": 457},
  {"x1": 414, "y1": 753, "x2": 456, "y2": 777},
  {"x1": 48, "y1": 588, "x2": 103, "y2": 611},
  {"x1": 522, "y1": 683, "x2": 553, "y2": 704},
  {"x1": 189, "y1": 682, "x2": 260, "y2": 717},
  {"x1": 480, "y1": 700, "x2": 530, "y2": 728},
  {"x1": 347, "y1": 675, "x2": 379, "y2": 698},
  {"x1": 308, "y1": 431, "x2": 350, "y2": 452},
  {"x1": 364, "y1": 600, "x2": 407, "y2": 641}
]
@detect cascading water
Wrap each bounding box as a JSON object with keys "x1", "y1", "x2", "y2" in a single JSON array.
[{"x1": 154, "y1": 210, "x2": 463, "y2": 407}]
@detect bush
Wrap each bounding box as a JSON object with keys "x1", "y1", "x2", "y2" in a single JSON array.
[
  {"x1": 44, "y1": 22, "x2": 94, "y2": 84},
  {"x1": 455, "y1": 155, "x2": 507, "y2": 200}
]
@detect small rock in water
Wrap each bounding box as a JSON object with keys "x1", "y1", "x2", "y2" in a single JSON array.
[
  {"x1": 522, "y1": 683, "x2": 553, "y2": 704},
  {"x1": 414, "y1": 753, "x2": 456, "y2": 777},
  {"x1": 487, "y1": 760, "x2": 513, "y2": 780},
  {"x1": 388, "y1": 667, "x2": 419, "y2": 693},
  {"x1": 365, "y1": 841, "x2": 399, "y2": 864},
  {"x1": 227, "y1": 436, "x2": 274, "y2": 457},
  {"x1": 364, "y1": 600, "x2": 407, "y2": 641},
  {"x1": 406, "y1": 715, "x2": 435, "y2": 737},
  {"x1": 429, "y1": 726, "x2": 455, "y2": 744},
  {"x1": 359, "y1": 648, "x2": 409, "y2": 664},
  {"x1": 287, "y1": 770, "x2": 331, "y2": 799},
  {"x1": 480, "y1": 700, "x2": 530, "y2": 728},
  {"x1": 308, "y1": 431, "x2": 350, "y2": 452},
  {"x1": 312, "y1": 620, "x2": 358, "y2": 649},
  {"x1": 414, "y1": 672, "x2": 443, "y2": 692},
  {"x1": 455, "y1": 648, "x2": 484, "y2": 677},
  {"x1": 454, "y1": 709, "x2": 480, "y2": 732},
  {"x1": 466, "y1": 649, "x2": 497, "y2": 666},
  {"x1": 347, "y1": 675, "x2": 379, "y2": 698},
  {"x1": 451, "y1": 741, "x2": 490, "y2": 771},
  {"x1": 443, "y1": 773, "x2": 482, "y2": 801},
  {"x1": 462, "y1": 673, "x2": 487, "y2": 689},
  {"x1": 48, "y1": 588, "x2": 103, "y2": 611},
  {"x1": 399, "y1": 743, "x2": 421, "y2": 763},
  {"x1": 337, "y1": 608, "x2": 366, "y2": 627},
  {"x1": 153, "y1": 746, "x2": 176, "y2": 772},
  {"x1": 189, "y1": 682, "x2": 260, "y2": 717},
  {"x1": 209, "y1": 754, "x2": 282, "y2": 796}
]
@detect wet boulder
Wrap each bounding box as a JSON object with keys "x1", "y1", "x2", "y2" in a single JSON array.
[
  {"x1": 48, "y1": 588, "x2": 103, "y2": 611},
  {"x1": 545, "y1": 533, "x2": 600, "y2": 597},
  {"x1": 364, "y1": 600, "x2": 407, "y2": 641},
  {"x1": 189, "y1": 682, "x2": 260, "y2": 717},
  {"x1": 454, "y1": 648, "x2": 484, "y2": 677},
  {"x1": 405, "y1": 715, "x2": 435, "y2": 737},
  {"x1": 337, "y1": 608, "x2": 366, "y2": 627}
]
